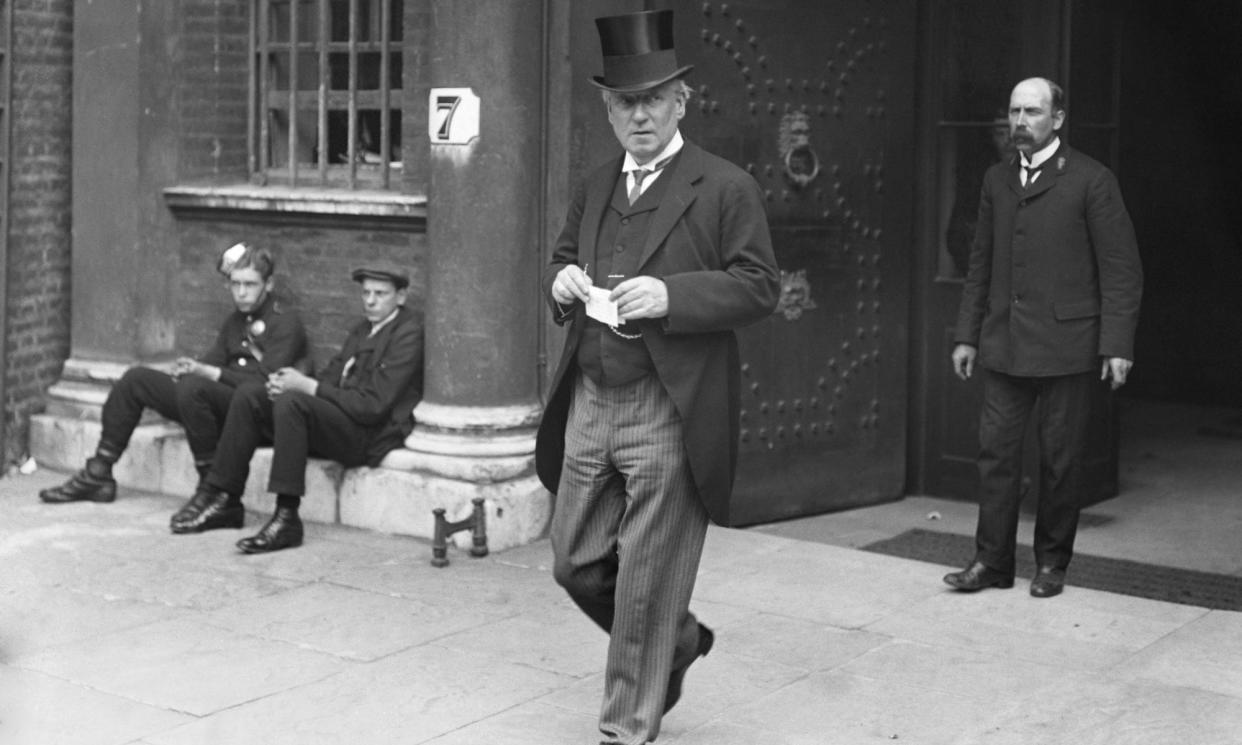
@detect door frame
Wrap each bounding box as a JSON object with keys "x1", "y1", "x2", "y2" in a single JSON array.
[
  {"x1": 908, "y1": 0, "x2": 1090, "y2": 498},
  {"x1": 0, "y1": 1, "x2": 13, "y2": 465}
]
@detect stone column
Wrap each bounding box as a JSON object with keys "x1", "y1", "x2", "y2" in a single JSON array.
[
  {"x1": 32, "y1": 1, "x2": 191, "y2": 492},
  {"x1": 392, "y1": 0, "x2": 553, "y2": 550}
]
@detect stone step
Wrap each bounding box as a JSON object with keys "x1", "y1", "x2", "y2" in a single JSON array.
[{"x1": 29, "y1": 414, "x2": 549, "y2": 552}]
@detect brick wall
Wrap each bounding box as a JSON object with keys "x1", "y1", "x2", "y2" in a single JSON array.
[
  {"x1": 9, "y1": 0, "x2": 429, "y2": 465},
  {"x1": 176, "y1": 221, "x2": 427, "y2": 375},
  {"x1": 5, "y1": 0, "x2": 74, "y2": 466},
  {"x1": 179, "y1": 0, "x2": 249, "y2": 181},
  {"x1": 169, "y1": 0, "x2": 429, "y2": 375}
]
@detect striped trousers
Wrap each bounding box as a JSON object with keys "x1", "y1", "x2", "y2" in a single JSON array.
[{"x1": 552, "y1": 372, "x2": 710, "y2": 745}]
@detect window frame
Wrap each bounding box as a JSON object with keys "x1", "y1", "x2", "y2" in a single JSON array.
[{"x1": 249, "y1": 0, "x2": 402, "y2": 190}]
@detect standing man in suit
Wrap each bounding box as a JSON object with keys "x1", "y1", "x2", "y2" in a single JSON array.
[
  {"x1": 535, "y1": 10, "x2": 780, "y2": 744},
  {"x1": 40, "y1": 242, "x2": 309, "y2": 513},
  {"x1": 946, "y1": 77, "x2": 1143, "y2": 598},
  {"x1": 170, "y1": 261, "x2": 423, "y2": 551}
]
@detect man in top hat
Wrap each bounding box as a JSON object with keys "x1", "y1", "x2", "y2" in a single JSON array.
[
  {"x1": 535, "y1": 9, "x2": 780, "y2": 744},
  {"x1": 40, "y1": 242, "x2": 310, "y2": 513},
  {"x1": 170, "y1": 260, "x2": 424, "y2": 552}
]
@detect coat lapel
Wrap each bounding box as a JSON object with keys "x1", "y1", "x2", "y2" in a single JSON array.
[
  {"x1": 1006, "y1": 155, "x2": 1024, "y2": 196},
  {"x1": 639, "y1": 142, "x2": 702, "y2": 269},
  {"x1": 581, "y1": 155, "x2": 625, "y2": 281}
]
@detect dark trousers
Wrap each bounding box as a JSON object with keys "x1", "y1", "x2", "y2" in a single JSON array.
[
  {"x1": 551, "y1": 374, "x2": 709, "y2": 745},
  {"x1": 100, "y1": 367, "x2": 236, "y2": 464},
  {"x1": 974, "y1": 368, "x2": 1097, "y2": 574},
  {"x1": 206, "y1": 383, "x2": 370, "y2": 497}
]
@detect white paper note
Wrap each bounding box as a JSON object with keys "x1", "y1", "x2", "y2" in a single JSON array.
[{"x1": 585, "y1": 286, "x2": 620, "y2": 326}]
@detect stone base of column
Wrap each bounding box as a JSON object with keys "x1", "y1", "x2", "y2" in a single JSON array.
[
  {"x1": 31, "y1": 358, "x2": 199, "y2": 496},
  {"x1": 381, "y1": 400, "x2": 553, "y2": 554}
]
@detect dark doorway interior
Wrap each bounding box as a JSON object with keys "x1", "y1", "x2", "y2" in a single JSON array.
[{"x1": 1120, "y1": 2, "x2": 1242, "y2": 407}]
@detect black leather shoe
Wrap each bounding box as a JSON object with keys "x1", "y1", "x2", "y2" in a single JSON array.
[
  {"x1": 1030, "y1": 566, "x2": 1066, "y2": 598},
  {"x1": 39, "y1": 464, "x2": 117, "y2": 504},
  {"x1": 664, "y1": 622, "x2": 714, "y2": 714},
  {"x1": 169, "y1": 486, "x2": 215, "y2": 529},
  {"x1": 236, "y1": 507, "x2": 303, "y2": 554},
  {"x1": 170, "y1": 488, "x2": 244, "y2": 534},
  {"x1": 943, "y1": 561, "x2": 1015, "y2": 591}
]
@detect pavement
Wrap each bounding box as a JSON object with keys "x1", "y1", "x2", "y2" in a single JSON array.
[{"x1": 3, "y1": 432, "x2": 1241, "y2": 745}]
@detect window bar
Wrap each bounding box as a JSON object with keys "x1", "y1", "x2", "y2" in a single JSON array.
[
  {"x1": 248, "y1": 0, "x2": 258, "y2": 178},
  {"x1": 347, "y1": 0, "x2": 358, "y2": 188},
  {"x1": 258, "y1": 0, "x2": 271, "y2": 183},
  {"x1": 317, "y1": 0, "x2": 328, "y2": 184},
  {"x1": 379, "y1": 0, "x2": 391, "y2": 189},
  {"x1": 287, "y1": 0, "x2": 300, "y2": 185}
]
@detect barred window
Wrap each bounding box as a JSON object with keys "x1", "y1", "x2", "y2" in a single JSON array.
[{"x1": 251, "y1": 0, "x2": 403, "y2": 189}]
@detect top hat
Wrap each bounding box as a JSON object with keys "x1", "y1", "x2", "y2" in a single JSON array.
[
  {"x1": 590, "y1": 10, "x2": 693, "y2": 93},
  {"x1": 351, "y1": 261, "x2": 410, "y2": 290}
]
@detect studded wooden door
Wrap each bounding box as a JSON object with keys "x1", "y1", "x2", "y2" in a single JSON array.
[{"x1": 673, "y1": 1, "x2": 916, "y2": 525}]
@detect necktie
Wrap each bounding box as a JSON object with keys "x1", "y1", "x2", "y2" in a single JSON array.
[
  {"x1": 627, "y1": 154, "x2": 673, "y2": 204},
  {"x1": 1023, "y1": 164, "x2": 1042, "y2": 187}
]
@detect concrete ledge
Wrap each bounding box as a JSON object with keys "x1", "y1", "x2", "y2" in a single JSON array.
[
  {"x1": 29, "y1": 414, "x2": 551, "y2": 552},
  {"x1": 339, "y1": 467, "x2": 550, "y2": 552},
  {"x1": 30, "y1": 414, "x2": 197, "y2": 497}
]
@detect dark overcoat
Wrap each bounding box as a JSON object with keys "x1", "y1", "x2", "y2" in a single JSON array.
[
  {"x1": 954, "y1": 145, "x2": 1143, "y2": 376},
  {"x1": 316, "y1": 305, "x2": 424, "y2": 465},
  {"x1": 534, "y1": 141, "x2": 781, "y2": 525}
]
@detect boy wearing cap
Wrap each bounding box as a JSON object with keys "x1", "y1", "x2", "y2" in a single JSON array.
[
  {"x1": 170, "y1": 261, "x2": 423, "y2": 551},
  {"x1": 535, "y1": 9, "x2": 779, "y2": 744},
  {"x1": 40, "y1": 243, "x2": 310, "y2": 511}
]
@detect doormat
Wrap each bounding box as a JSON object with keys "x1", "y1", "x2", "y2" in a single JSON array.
[
  {"x1": 860, "y1": 528, "x2": 1242, "y2": 611},
  {"x1": 1198, "y1": 412, "x2": 1242, "y2": 439}
]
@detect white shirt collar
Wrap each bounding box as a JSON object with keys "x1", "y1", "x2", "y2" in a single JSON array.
[
  {"x1": 369, "y1": 307, "x2": 400, "y2": 337},
  {"x1": 1023, "y1": 136, "x2": 1061, "y2": 170},
  {"x1": 622, "y1": 130, "x2": 684, "y2": 174}
]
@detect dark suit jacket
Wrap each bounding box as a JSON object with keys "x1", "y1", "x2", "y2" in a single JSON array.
[
  {"x1": 201, "y1": 295, "x2": 310, "y2": 387},
  {"x1": 954, "y1": 145, "x2": 1143, "y2": 376},
  {"x1": 535, "y1": 140, "x2": 781, "y2": 525},
  {"x1": 316, "y1": 305, "x2": 424, "y2": 465}
]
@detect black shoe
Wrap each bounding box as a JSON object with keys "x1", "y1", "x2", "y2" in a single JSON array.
[
  {"x1": 169, "y1": 486, "x2": 215, "y2": 529},
  {"x1": 1030, "y1": 566, "x2": 1066, "y2": 598},
  {"x1": 943, "y1": 561, "x2": 1015, "y2": 591},
  {"x1": 39, "y1": 462, "x2": 117, "y2": 504},
  {"x1": 664, "y1": 623, "x2": 714, "y2": 714},
  {"x1": 236, "y1": 507, "x2": 303, "y2": 554},
  {"x1": 170, "y1": 487, "x2": 244, "y2": 534}
]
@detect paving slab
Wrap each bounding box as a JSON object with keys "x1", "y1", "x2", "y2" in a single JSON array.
[
  {"x1": 1, "y1": 465, "x2": 1240, "y2": 745},
  {"x1": 198, "y1": 581, "x2": 499, "y2": 662},
  {"x1": 1, "y1": 667, "x2": 193, "y2": 745},
  {"x1": 1114, "y1": 610, "x2": 1242, "y2": 698},
  {"x1": 16, "y1": 617, "x2": 349, "y2": 716},
  {"x1": 143, "y1": 644, "x2": 573, "y2": 745}
]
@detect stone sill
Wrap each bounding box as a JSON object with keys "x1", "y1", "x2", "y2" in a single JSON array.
[{"x1": 163, "y1": 184, "x2": 427, "y2": 230}]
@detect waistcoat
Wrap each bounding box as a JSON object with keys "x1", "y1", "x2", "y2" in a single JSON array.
[{"x1": 575, "y1": 157, "x2": 678, "y2": 386}]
